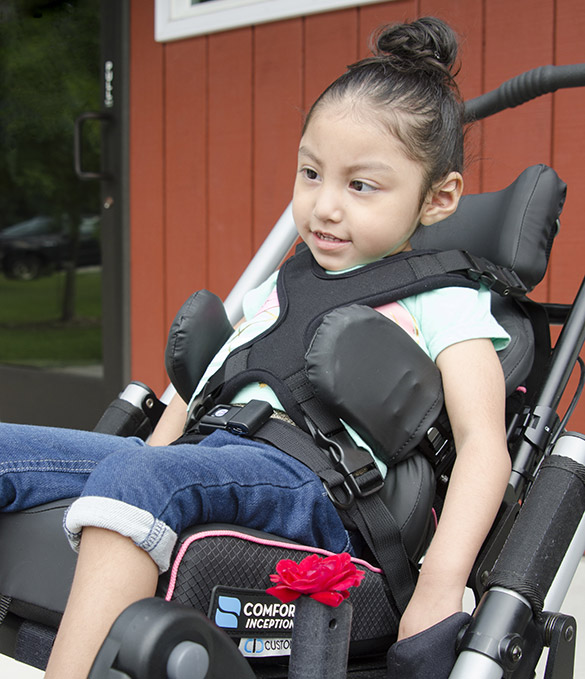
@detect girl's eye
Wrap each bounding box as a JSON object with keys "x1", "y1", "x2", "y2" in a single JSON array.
[
  {"x1": 302, "y1": 168, "x2": 319, "y2": 181},
  {"x1": 350, "y1": 180, "x2": 375, "y2": 193}
]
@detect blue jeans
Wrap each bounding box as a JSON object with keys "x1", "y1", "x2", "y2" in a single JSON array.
[{"x1": 0, "y1": 423, "x2": 352, "y2": 572}]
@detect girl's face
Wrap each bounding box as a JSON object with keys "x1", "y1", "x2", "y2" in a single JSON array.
[{"x1": 293, "y1": 103, "x2": 433, "y2": 272}]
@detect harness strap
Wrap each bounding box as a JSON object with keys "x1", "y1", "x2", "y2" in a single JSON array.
[
  {"x1": 436, "y1": 250, "x2": 527, "y2": 297},
  {"x1": 343, "y1": 492, "x2": 417, "y2": 614},
  {"x1": 253, "y1": 418, "x2": 416, "y2": 617}
]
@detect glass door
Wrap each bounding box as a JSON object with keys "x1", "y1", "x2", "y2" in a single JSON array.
[{"x1": 0, "y1": 0, "x2": 128, "y2": 429}]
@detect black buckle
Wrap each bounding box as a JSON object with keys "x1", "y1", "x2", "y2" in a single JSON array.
[
  {"x1": 308, "y1": 424, "x2": 385, "y2": 510},
  {"x1": 418, "y1": 425, "x2": 453, "y2": 471},
  {"x1": 465, "y1": 252, "x2": 527, "y2": 297},
  {"x1": 522, "y1": 405, "x2": 560, "y2": 453},
  {"x1": 198, "y1": 400, "x2": 273, "y2": 437},
  {"x1": 184, "y1": 393, "x2": 217, "y2": 433}
]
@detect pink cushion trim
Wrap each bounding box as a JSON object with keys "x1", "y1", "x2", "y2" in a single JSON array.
[{"x1": 164, "y1": 529, "x2": 382, "y2": 601}]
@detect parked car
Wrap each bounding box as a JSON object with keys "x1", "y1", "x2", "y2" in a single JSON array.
[{"x1": 0, "y1": 215, "x2": 101, "y2": 280}]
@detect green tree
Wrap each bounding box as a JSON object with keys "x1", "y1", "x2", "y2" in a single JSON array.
[{"x1": 0, "y1": 0, "x2": 101, "y2": 320}]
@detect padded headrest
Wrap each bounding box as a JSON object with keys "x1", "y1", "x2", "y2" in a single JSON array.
[{"x1": 411, "y1": 164, "x2": 566, "y2": 291}]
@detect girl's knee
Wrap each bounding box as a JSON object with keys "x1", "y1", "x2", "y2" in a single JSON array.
[{"x1": 82, "y1": 445, "x2": 161, "y2": 498}]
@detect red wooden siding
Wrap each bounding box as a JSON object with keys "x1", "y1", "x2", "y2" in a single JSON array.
[
  {"x1": 129, "y1": 0, "x2": 585, "y2": 428},
  {"x1": 129, "y1": 2, "x2": 165, "y2": 386}
]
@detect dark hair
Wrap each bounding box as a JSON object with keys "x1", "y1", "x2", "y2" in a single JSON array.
[{"x1": 304, "y1": 17, "x2": 465, "y2": 198}]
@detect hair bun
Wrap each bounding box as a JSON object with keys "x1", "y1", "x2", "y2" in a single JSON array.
[{"x1": 373, "y1": 17, "x2": 459, "y2": 77}]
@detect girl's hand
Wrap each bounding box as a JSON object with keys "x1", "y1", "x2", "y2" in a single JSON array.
[{"x1": 397, "y1": 575, "x2": 463, "y2": 641}]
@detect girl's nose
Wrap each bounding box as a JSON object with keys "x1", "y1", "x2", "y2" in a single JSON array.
[{"x1": 313, "y1": 185, "x2": 343, "y2": 223}]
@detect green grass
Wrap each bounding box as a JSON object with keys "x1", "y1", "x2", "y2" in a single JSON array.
[{"x1": 0, "y1": 269, "x2": 102, "y2": 367}]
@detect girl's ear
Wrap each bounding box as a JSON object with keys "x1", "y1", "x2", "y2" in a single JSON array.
[{"x1": 419, "y1": 172, "x2": 464, "y2": 226}]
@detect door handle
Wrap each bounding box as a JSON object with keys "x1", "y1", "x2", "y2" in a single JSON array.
[{"x1": 74, "y1": 112, "x2": 111, "y2": 180}]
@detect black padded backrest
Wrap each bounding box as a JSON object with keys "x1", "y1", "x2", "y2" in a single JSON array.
[
  {"x1": 491, "y1": 296, "x2": 535, "y2": 395},
  {"x1": 411, "y1": 164, "x2": 567, "y2": 291}
]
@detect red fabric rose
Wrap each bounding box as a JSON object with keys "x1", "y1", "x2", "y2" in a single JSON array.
[{"x1": 266, "y1": 552, "x2": 365, "y2": 607}]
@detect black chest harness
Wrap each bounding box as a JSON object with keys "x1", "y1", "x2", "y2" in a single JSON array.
[
  {"x1": 194, "y1": 244, "x2": 494, "y2": 428},
  {"x1": 170, "y1": 245, "x2": 526, "y2": 617}
]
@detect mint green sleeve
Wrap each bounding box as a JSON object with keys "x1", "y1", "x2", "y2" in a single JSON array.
[{"x1": 399, "y1": 286, "x2": 511, "y2": 362}]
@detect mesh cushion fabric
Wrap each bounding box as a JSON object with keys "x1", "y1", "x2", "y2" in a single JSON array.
[{"x1": 158, "y1": 525, "x2": 399, "y2": 657}]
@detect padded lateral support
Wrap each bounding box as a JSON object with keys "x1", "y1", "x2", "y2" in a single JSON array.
[
  {"x1": 165, "y1": 290, "x2": 234, "y2": 404},
  {"x1": 306, "y1": 304, "x2": 444, "y2": 467},
  {"x1": 486, "y1": 453, "x2": 585, "y2": 615}
]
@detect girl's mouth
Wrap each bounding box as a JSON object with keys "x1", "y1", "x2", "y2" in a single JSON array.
[{"x1": 313, "y1": 231, "x2": 348, "y2": 245}]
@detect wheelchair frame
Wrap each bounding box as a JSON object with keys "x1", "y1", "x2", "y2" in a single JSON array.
[
  {"x1": 433, "y1": 64, "x2": 585, "y2": 679},
  {"x1": 2, "y1": 63, "x2": 585, "y2": 679}
]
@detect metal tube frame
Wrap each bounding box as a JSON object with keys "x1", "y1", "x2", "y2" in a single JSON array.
[
  {"x1": 509, "y1": 276, "x2": 585, "y2": 495},
  {"x1": 450, "y1": 433, "x2": 585, "y2": 678},
  {"x1": 151, "y1": 62, "x2": 585, "y2": 679}
]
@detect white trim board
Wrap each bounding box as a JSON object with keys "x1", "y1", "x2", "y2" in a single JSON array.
[{"x1": 156, "y1": 0, "x2": 390, "y2": 42}]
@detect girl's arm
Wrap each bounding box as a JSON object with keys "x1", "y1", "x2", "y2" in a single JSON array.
[
  {"x1": 148, "y1": 391, "x2": 189, "y2": 446},
  {"x1": 397, "y1": 337, "x2": 512, "y2": 640}
]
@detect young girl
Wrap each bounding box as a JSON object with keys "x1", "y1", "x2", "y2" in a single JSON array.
[{"x1": 0, "y1": 16, "x2": 511, "y2": 678}]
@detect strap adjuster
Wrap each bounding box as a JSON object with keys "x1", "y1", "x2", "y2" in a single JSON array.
[
  {"x1": 308, "y1": 424, "x2": 385, "y2": 509},
  {"x1": 464, "y1": 252, "x2": 527, "y2": 297}
]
